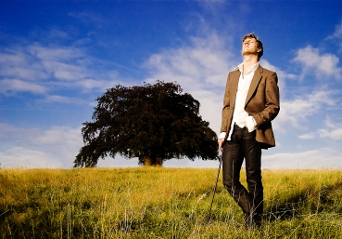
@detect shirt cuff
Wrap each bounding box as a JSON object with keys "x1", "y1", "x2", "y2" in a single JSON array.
[
  {"x1": 219, "y1": 132, "x2": 226, "y2": 140},
  {"x1": 246, "y1": 116, "x2": 257, "y2": 132}
]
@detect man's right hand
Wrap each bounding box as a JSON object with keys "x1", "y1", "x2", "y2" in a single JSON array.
[{"x1": 218, "y1": 139, "x2": 224, "y2": 151}]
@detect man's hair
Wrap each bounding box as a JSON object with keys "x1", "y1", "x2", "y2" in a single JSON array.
[{"x1": 242, "y1": 33, "x2": 263, "y2": 59}]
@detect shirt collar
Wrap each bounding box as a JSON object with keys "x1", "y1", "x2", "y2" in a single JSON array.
[{"x1": 236, "y1": 62, "x2": 260, "y2": 75}]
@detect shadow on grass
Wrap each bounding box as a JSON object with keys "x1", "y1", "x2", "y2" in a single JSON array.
[{"x1": 265, "y1": 182, "x2": 342, "y2": 222}]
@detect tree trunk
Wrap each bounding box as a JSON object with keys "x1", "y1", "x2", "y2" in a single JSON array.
[{"x1": 142, "y1": 156, "x2": 163, "y2": 166}]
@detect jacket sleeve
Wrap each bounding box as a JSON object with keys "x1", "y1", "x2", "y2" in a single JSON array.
[
  {"x1": 220, "y1": 73, "x2": 232, "y2": 133},
  {"x1": 251, "y1": 72, "x2": 280, "y2": 126}
]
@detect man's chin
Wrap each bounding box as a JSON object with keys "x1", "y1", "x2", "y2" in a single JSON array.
[{"x1": 242, "y1": 51, "x2": 257, "y2": 56}]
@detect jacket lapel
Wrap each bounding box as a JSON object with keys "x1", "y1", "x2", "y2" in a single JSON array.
[
  {"x1": 245, "y1": 66, "x2": 263, "y2": 106},
  {"x1": 230, "y1": 70, "x2": 240, "y2": 107}
]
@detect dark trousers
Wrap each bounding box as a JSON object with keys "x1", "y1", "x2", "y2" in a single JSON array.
[{"x1": 222, "y1": 124, "x2": 263, "y2": 225}]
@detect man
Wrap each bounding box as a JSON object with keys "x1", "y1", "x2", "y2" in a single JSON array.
[{"x1": 218, "y1": 33, "x2": 280, "y2": 229}]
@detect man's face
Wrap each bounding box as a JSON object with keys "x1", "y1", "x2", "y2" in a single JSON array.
[{"x1": 242, "y1": 37, "x2": 260, "y2": 56}]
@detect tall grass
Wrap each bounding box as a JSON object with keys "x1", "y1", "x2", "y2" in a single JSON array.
[{"x1": 1, "y1": 167, "x2": 342, "y2": 238}]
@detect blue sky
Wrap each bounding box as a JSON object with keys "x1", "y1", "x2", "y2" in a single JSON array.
[{"x1": 1, "y1": 0, "x2": 342, "y2": 169}]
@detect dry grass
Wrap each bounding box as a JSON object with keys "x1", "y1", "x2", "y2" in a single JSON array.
[{"x1": 1, "y1": 167, "x2": 342, "y2": 238}]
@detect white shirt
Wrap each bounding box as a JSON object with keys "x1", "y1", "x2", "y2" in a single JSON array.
[{"x1": 219, "y1": 62, "x2": 258, "y2": 141}]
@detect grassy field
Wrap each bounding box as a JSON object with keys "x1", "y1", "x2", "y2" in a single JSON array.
[{"x1": 1, "y1": 167, "x2": 342, "y2": 238}]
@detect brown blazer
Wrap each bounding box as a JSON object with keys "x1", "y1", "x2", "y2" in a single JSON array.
[{"x1": 220, "y1": 65, "x2": 280, "y2": 149}]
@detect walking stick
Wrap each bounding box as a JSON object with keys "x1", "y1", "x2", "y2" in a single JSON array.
[{"x1": 207, "y1": 153, "x2": 222, "y2": 222}]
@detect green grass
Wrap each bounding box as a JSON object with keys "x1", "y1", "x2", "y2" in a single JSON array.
[{"x1": 1, "y1": 167, "x2": 342, "y2": 238}]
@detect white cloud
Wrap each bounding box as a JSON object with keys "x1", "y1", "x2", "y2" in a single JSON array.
[
  {"x1": 0, "y1": 43, "x2": 105, "y2": 89},
  {"x1": 330, "y1": 20, "x2": 342, "y2": 39},
  {"x1": 44, "y1": 95, "x2": 75, "y2": 103},
  {"x1": 328, "y1": 20, "x2": 342, "y2": 52},
  {"x1": 298, "y1": 132, "x2": 316, "y2": 140},
  {"x1": 326, "y1": 20, "x2": 342, "y2": 50},
  {"x1": 0, "y1": 147, "x2": 62, "y2": 168},
  {"x1": 0, "y1": 41, "x2": 126, "y2": 105},
  {"x1": 0, "y1": 50, "x2": 48, "y2": 80},
  {"x1": 318, "y1": 116, "x2": 342, "y2": 140},
  {"x1": 144, "y1": 32, "x2": 234, "y2": 87},
  {"x1": 0, "y1": 124, "x2": 83, "y2": 168},
  {"x1": 44, "y1": 61, "x2": 87, "y2": 81},
  {"x1": 0, "y1": 79, "x2": 47, "y2": 94},
  {"x1": 0, "y1": 123, "x2": 30, "y2": 141},
  {"x1": 27, "y1": 44, "x2": 89, "y2": 81},
  {"x1": 293, "y1": 45, "x2": 342, "y2": 79},
  {"x1": 28, "y1": 44, "x2": 85, "y2": 61},
  {"x1": 324, "y1": 115, "x2": 338, "y2": 128},
  {"x1": 32, "y1": 126, "x2": 82, "y2": 147},
  {"x1": 274, "y1": 90, "x2": 336, "y2": 132},
  {"x1": 78, "y1": 78, "x2": 106, "y2": 90},
  {"x1": 263, "y1": 147, "x2": 342, "y2": 169},
  {"x1": 318, "y1": 128, "x2": 342, "y2": 140},
  {"x1": 298, "y1": 116, "x2": 342, "y2": 141}
]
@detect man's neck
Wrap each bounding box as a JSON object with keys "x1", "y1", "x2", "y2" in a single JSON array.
[{"x1": 243, "y1": 54, "x2": 259, "y2": 69}]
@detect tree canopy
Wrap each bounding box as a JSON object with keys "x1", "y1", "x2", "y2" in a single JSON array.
[{"x1": 74, "y1": 81, "x2": 218, "y2": 167}]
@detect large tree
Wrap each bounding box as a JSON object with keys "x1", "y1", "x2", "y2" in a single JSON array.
[{"x1": 74, "y1": 81, "x2": 218, "y2": 167}]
